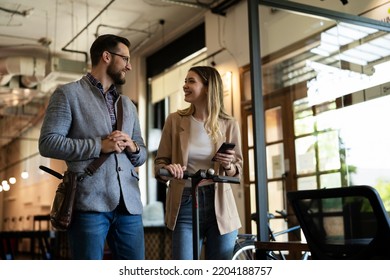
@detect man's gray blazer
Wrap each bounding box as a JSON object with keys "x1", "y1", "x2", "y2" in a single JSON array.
[{"x1": 39, "y1": 76, "x2": 146, "y2": 214}]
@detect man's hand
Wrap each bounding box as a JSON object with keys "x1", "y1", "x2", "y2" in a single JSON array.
[{"x1": 101, "y1": 130, "x2": 139, "y2": 154}]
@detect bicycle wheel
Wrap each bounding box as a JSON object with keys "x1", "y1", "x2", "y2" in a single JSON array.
[
  {"x1": 232, "y1": 240, "x2": 255, "y2": 260},
  {"x1": 232, "y1": 240, "x2": 286, "y2": 260}
]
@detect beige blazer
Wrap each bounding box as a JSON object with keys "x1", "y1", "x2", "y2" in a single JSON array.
[{"x1": 154, "y1": 112, "x2": 243, "y2": 235}]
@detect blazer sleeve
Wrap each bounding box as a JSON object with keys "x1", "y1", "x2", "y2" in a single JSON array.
[{"x1": 154, "y1": 113, "x2": 175, "y2": 182}]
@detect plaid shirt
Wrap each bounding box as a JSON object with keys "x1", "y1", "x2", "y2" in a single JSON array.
[{"x1": 86, "y1": 73, "x2": 119, "y2": 130}]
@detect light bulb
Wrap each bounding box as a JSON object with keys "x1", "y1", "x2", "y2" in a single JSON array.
[
  {"x1": 21, "y1": 171, "x2": 29, "y2": 179},
  {"x1": 3, "y1": 184, "x2": 10, "y2": 191}
]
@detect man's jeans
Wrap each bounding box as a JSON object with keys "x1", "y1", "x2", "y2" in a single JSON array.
[
  {"x1": 172, "y1": 185, "x2": 237, "y2": 260},
  {"x1": 68, "y1": 208, "x2": 145, "y2": 260}
]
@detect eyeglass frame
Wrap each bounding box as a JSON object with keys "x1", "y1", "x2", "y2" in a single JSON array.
[{"x1": 107, "y1": 51, "x2": 130, "y2": 65}]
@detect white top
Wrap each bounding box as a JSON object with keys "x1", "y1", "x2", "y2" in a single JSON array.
[{"x1": 185, "y1": 116, "x2": 214, "y2": 187}]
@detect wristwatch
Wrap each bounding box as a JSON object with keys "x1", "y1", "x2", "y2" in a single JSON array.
[{"x1": 132, "y1": 140, "x2": 140, "y2": 154}]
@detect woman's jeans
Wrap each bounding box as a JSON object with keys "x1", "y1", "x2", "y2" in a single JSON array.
[
  {"x1": 67, "y1": 206, "x2": 145, "y2": 260},
  {"x1": 172, "y1": 185, "x2": 238, "y2": 260}
]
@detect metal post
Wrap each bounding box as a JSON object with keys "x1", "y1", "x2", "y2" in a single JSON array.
[
  {"x1": 191, "y1": 178, "x2": 201, "y2": 260},
  {"x1": 247, "y1": 0, "x2": 269, "y2": 245}
]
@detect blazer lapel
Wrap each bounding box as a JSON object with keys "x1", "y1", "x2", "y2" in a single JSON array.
[
  {"x1": 179, "y1": 116, "x2": 191, "y2": 166},
  {"x1": 214, "y1": 119, "x2": 228, "y2": 171}
]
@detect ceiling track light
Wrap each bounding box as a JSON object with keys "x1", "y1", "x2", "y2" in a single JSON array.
[{"x1": 340, "y1": 0, "x2": 348, "y2": 5}]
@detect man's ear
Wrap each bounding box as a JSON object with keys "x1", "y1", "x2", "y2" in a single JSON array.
[{"x1": 102, "y1": 51, "x2": 111, "y2": 64}]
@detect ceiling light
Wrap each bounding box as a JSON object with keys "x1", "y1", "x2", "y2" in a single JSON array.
[
  {"x1": 21, "y1": 171, "x2": 29, "y2": 179},
  {"x1": 1, "y1": 180, "x2": 10, "y2": 191}
]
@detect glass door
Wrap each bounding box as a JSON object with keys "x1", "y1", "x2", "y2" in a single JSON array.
[
  {"x1": 241, "y1": 2, "x2": 390, "y2": 243},
  {"x1": 241, "y1": 68, "x2": 305, "y2": 238}
]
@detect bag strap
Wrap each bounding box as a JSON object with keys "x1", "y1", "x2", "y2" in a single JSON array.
[
  {"x1": 116, "y1": 96, "x2": 123, "y2": 132},
  {"x1": 83, "y1": 96, "x2": 123, "y2": 178}
]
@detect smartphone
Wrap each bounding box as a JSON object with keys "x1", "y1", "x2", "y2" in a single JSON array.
[{"x1": 212, "y1": 142, "x2": 236, "y2": 161}]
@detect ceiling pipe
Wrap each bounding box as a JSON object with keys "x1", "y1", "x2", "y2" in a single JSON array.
[
  {"x1": 0, "y1": 7, "x2": 34, "y2": 17},
  {"x1": 95, "y1": 24, "x2": 152, "y2": 37},
  {"x1": 160, "y1": 0, "x2": 210, "y2": 9},
  {"x1": 61, "y1": 0, "x2": 117, "y2": 63},
  {"x1": 95, "y1": 23, "x2": 154, "y2": 53},
  {"x1": 211, "y1": 0, "x2": 242, "y2": 16}
]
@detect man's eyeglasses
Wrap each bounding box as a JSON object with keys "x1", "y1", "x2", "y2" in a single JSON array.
[{"x1": 107, "y1": 51, "x2": 130, "y2": 65}]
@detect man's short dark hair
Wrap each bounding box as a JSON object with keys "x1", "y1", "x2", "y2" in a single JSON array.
[{"x1": 90, "y1": 34, "x2": 131, "y2": 66}]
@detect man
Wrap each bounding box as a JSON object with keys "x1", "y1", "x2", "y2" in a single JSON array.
[{"x1": 39, "y1": 34, "x2": 146, "y2": 260}]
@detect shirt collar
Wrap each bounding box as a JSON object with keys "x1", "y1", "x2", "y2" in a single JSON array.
[{"x1": 86, "y1": 73, "x2": 118, "y2": 97}]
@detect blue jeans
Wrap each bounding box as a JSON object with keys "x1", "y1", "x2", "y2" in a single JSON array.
[
  {"x1": 172, "y1": 185, "x2": 238, "y2": 260},
  {"x1": 67, "y1": 207, "x2": 145, "y2": 260}
]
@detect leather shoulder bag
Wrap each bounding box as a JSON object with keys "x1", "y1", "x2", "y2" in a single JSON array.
[{"x1": 40, "y1": 96, "x2": 123, "y2": 230}]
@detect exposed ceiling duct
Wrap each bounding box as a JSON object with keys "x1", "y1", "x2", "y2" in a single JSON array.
[
  {"x1": 0, "y1": 56, "x2": 46, "y2": 86},
  {"x1": 39, "y1": 57, "x2": 87, "y2": 93},
  {"x1": 0, "y1": 55, "x2": 46, "y2": 111},
  {"x1": 0, "y1": 55, "x2": 87, "y2": 110},
  {"x1": 0, "y1": 54, "x2": 85, "y2": 147}
]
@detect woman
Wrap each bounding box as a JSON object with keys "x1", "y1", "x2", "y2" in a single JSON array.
[{"x1": 154, "y1": 66, "x2": 243, "y2": 260}]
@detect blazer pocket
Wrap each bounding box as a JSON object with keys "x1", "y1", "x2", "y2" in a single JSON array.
[{"x1": 131, "y1": 168, "x2": 139, "y2": 181}]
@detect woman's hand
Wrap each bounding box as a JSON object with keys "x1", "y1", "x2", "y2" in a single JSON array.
[
  {"x1": 161, "y1": 164, "x2": 187, "y2": 180},
  {"x1": 213, "y1": 149, "x2": 236, "y2": 170}
]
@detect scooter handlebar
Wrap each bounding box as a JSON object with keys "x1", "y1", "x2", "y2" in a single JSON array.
[{"x1": 157, "y1": 168, "x2": 240, "y2": 184}]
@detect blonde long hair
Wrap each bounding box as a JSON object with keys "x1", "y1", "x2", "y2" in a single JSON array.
[{"x1": 178, "y1": 66, "x2": 233, "y2": 143}]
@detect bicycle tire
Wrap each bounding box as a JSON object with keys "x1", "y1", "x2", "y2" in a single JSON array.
[
  {"x1": 232, "y1": 240, "x2": 255, "y2": 260},
  {"x1": 232, "y1": 240, "x2": 288, "y2": 260}
]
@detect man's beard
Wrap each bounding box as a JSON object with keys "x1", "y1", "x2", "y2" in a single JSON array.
[{"x1": 107, "y1": 63, "x2": 126, "y2": 85}]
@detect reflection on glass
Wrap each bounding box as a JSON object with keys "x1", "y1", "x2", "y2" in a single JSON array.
[
  {"x1": 247, "y1": 115, "x2": 253, "y2": 147},
  {"x1": 295, "y1": 136, "x2": 316, "y2": 174},
  {"x1": 294, "y1": 98, "x2": 315, "y2": 136},
  {"x1": 294, "y1": 116, "x2": 315, "y2": 136},
  {"x1": 336, "y1": 96, "x2": 390, "y2": 210},
  {"x1": 297, "y1": 176, "x2": 317, "y2": 191},
  {"x1": 250, "y1": 183, "x2": 257, "y2": 234},
  {"x1": 258, "y1": 3, "x2": 390, "y2": 216},
  {"x1": 318, "y1": 131, "x2": 341, "y2": 171},
  {"x1": 316, "y1": 109, "x2": 340, "y2": 131},
  {"x1": 265, "y1": 107, "x2": 283, "y2": 143},
  {"x1": 320, "y1": 173, "x2": 342, "y2": 188},
  {"x1": 249, "y1": 149, "x2": 255, "y2": 182},
  {"x1": 266, "y1": 143, "x2": 284, "y2": 179},
  {"x1": 268, "y1": 180, "x2": 288, "y2": 241},
  {"x1": 244, "y1": 71, "x2": 252, "y2": 101},
  {"x1": 268, "y1": 180, "x2": 285, "y2": 214}
]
